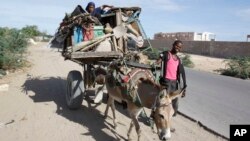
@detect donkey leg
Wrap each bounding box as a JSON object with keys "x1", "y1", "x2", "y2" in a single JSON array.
[
  {"x1": 127, "y1": 120, "x2": 134, "y2": 141},
  {"x1": 127, "y1": 103, "x2": 143, "y2": 141},
  {"x1": 131, "y1": 116, "x2": 142, "y2": 141},
  {"x1": 110, "y1": 98, "x2": 117, "y2": 129}
]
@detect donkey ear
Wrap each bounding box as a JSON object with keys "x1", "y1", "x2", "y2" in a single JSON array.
[
  {"x1": 169, "y1": 90, "x2": 183, "y2": 100},
  {"x1": 159, "y1": 89, "x2": 167, "y2": 98}
]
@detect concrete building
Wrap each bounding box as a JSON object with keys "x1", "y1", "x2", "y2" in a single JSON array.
[{"x1": 154, "y1": 32, "x2": 216, "y2": 41}]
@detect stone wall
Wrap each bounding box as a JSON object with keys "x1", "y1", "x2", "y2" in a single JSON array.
[{"x1": 149, "y1": 40, "x2": 250, "y2": 58}]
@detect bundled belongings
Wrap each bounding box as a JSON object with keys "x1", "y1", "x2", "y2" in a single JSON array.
[{"x1": 51, "y1": 5, "x2": 152, "y2": 64}]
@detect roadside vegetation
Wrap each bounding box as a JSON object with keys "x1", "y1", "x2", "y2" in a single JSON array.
[
  {"x1": 0, "y1": 25, "x2": 46, "y2": 77},
  {"x1": 0, "y1": 27, "x2": 28, "y2": 71},
  {"x1": 144, "y1": 48, "x2": 160, "y2": 60},
  {"x1": 180, "y1": 54, "x2": 195, "y2": 68},
  {"x1": 218, "y1": 57, "x2": 250, "y2": 79}
]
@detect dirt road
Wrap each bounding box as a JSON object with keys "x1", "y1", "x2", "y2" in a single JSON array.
[{"x1": 0, "y1": 42, "x2": 227, "y2": 141}]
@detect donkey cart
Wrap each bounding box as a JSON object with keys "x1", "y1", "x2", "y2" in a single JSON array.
[
  {"x1": 50, "y1": 5, "x2": 186, "y2": 141},
  {"x1": 50, "y1": 6, "x2": 154, "y2": 109}
]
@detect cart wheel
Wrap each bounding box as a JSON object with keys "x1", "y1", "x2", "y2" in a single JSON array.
[{"x1": 66, "y1": 70, "x2": 84, "y2": 109}]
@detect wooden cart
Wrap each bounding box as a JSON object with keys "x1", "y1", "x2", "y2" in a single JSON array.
[{"x1": 55, "y1": 6, "x2": 154, "y2": 109}]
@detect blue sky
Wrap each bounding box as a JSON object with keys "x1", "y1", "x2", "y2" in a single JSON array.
[{"x1": 0, "y1": 0, "x2": 249, "y2": 41}]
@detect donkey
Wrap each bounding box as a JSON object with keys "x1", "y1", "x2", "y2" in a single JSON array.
[{"x1": 104, "y1": 68, "x2": 184, "y2": 141}]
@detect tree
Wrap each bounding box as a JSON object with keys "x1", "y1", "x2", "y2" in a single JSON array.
[
  {"x1": 21, "y1": 25, "x2": 41, "y2": 38},
  {"x1": 0, "y1": 27, "x2": 28, "y2": 70}
]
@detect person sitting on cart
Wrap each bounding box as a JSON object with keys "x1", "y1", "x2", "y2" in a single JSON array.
[{"x1": 85, "y1": 2, "x2": 113, "y2": 17}]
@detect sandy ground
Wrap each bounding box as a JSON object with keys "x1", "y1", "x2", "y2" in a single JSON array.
[
  {"x1": 186, "y1": 53, "x2": 227, "y2": 74},
  {"x1": 0, "y1": 42, "x2": 227, "y2": 141}
]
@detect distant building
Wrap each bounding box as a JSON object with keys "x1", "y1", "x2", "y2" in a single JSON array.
[{"x1": 154, "y1": 32, "x2": 216, "y2": 41}]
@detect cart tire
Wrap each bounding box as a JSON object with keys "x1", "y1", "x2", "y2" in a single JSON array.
[{"x1": 66, "y1": 70, "x2": 84, "y2": 110}]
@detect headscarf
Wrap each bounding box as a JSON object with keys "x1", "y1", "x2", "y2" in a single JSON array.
[{"x1": 85, "y1": 2, "x2": 95, "y2": 12}]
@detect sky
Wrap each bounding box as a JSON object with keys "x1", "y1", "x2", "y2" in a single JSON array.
[{"x1": 0, "y1": 0, "x2": 250, "y2": 41}]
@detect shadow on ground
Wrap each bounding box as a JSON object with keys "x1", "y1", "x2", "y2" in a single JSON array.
[{"x1": 21, "y1": 76, "x2": 127, "y2": 141}]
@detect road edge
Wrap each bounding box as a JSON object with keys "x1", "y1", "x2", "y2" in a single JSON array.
[{"x1": 177, "y1": 111, "x2": 229, "y2": 141}]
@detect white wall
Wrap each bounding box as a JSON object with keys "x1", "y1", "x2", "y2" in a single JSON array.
[{"x1": 194, "y1": 32, "x2": 215, "y2": 41}]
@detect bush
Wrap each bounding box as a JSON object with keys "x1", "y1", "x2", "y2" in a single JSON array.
[
  {"x1": 0, "y1": 27, "x2": 28, "y2": 70},
  {"x1": 0, "y1": 69, "x2": 6, "y2": 77},
  {"x1": 219, "y1": 57, "x2": 250, "y2": 79},
  {"x1": 21, "y1": 25, "x2": 41, "y2": 38},
  {"x1": 143, "y1": 48, "x2": 160, "y2": 60},
  {"x1": 180, "y1": 54, "x2": 194, "y2": 68}
]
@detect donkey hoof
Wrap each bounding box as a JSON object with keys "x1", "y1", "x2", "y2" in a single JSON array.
[
  {"x1": 152, "y1": 129, "x2": 157, "y2": 134},
  {"x1": 170, "y1": 127, "x2": 176, "y2": 132}
]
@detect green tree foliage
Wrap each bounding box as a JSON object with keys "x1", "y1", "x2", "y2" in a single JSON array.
[
  {"x1": 0, "y1": 27, "x2": 28, "y2": 70},
  {"x1": 144, "y1": 48, "x2": 160, "y2": 60},
  {"x1": 219, "y1": 57, "x2": 250, "y2": 79},
  {"x1": 21, "y1": 25, "x2": 41, "y2": 38},
  {"x1": 180, "y1": 54, "x2": 194, "y2": 68}
]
